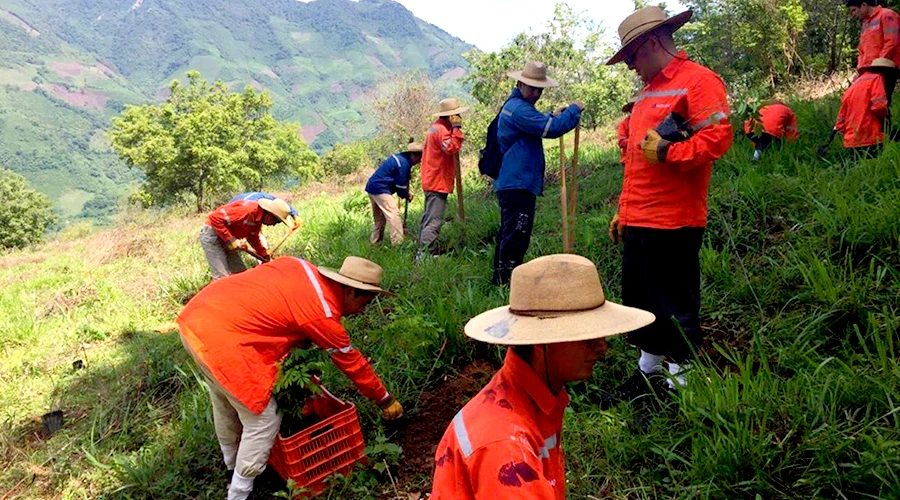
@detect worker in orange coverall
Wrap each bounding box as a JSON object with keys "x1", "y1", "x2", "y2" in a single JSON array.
[
  {"x1": 177, "y1": 255, "x2": 404, "y2": 500},
  {"x1": 617, "y1": 97, "x2": 636, "y2": 166},
  {"x1": 417, "y1": 97, "x2": 467, "y2": 260},
  {"x1": 605, "y1": 6, "x2": 733, "y2": 404},
  {"x1": 200, "y1": 197, "x2": 291, "y2": 280},
  {"x1": 819, "y1": 58, "x2": 895, "y2": 159},
  {"x1": 430, "y1": 254, "x2": 654, "y2": 499},
  {"x1": 743, "y1": 102, "x2": 799, "y2": 160},
  {"x1": 847, "y1": 0, "x2": 900, "y2": 103}
]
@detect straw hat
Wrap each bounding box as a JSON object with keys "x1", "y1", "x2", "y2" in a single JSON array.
[
  {"x1": 465, "y1": 254, "x2": 655, "y2": 345},
  {"x1": 319, "y1": 256, "x2": 393, "y2": 295},
  {"x1": 403, "y1": 141, "x2": 424, "y2": 154},
  {"x1": 257, "y1": 198, "x2": 291, "y2": 226},
  {"x1": 433, "y1": 98, "x2": 469, "y2": 117},
  {"x1": 606, "y1": 7, "x2": 693, "y2": 65},
  {"x1": 859, "y1": 57, "x2": 897, "y2": 74},
  {"x1": 508, "y1": 61, "x2": 559, "y2": 88}
]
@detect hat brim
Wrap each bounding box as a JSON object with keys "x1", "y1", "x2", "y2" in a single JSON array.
[
  {"x1": 434, "y1": 106, "x2": 470, "y2": 117},
  {"x1": 859, "y1": 64, "x2": 897, "y2": 74},
  {"x1": 606, "y1": 10, "x2": 693, "y2": 66},
  {"x1": 507, "y1": 70, "x2": 559, "y2": 88},
  {"x1": 318, "y1": 267, "x2": 395, "y2": 296},
  {"x1": 464, "y1": 300, "x2": 655, "y2": 345},
  {"x1": 257, "y1": 199, "x2": 290, "y2": 226}
]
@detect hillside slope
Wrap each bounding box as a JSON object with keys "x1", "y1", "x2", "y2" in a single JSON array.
[{"x1": 0, "y1": 0, "x2": 471, "y2": 218}]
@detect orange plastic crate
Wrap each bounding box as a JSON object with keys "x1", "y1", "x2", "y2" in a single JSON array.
[{"x1": 268, "y1": 385, "x2": 366, "y2": 498}]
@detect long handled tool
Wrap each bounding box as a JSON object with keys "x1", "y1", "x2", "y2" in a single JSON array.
[
  {"x1": 268, "y1": 219, "x2": 303, "y2": 256},
  {"x1": 569, "y1": 125, "x2": 581, "y2": 250},
  {"x1": 559, "y1": 137, "x2": 570, "y2": 252},
  {"x1": 403, "y1": 197, "x2": 410, "y2": 235},
  {"x1": 454, "y1": 153, "x2": 465, "y2": 222},
  {"x1": 238, "y1": 246, "x2": 267, "y2": 263}
]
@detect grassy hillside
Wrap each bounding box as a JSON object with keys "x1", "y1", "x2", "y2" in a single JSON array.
[
  {"x1": 0, "y1": 0, "x2": 471, "y2": 219},
  {"x1": 1, "y1": 96, "x2": 899, "y2": 499}
]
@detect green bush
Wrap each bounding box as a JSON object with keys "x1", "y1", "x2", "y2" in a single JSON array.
[
  {"x1": 320, "y1": 142, "x2": 373, "y2": 178},
  {"x1": 0, "y1": 169, "x2": 55, "y2": 249}
]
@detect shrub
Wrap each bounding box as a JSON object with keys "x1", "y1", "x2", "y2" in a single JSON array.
[
  {"x1": 0, "y1": 169, "x2": 56, "y2": 249},
  {"x1": 320, "y1": 142, "x2": 373, "y2": 178}
]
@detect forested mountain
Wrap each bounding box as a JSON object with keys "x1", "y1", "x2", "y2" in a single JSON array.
[{"x1": 0, "y1": 0, "x2": 471, "y2": 218}]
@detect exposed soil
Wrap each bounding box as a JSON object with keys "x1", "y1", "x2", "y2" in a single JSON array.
[
  {"x1": 395, "y1": 360, "x2": 496, "y2": 488},
  {"x1": 44, "y1": 84, "x2": 109, "y2": 111}
]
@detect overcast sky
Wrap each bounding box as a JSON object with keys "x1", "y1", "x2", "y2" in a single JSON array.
[{"x1": 393, "y1": 0, "x2": 688, "y2": 52}]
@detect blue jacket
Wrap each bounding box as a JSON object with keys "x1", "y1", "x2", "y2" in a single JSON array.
[
  {"x1": 228, "y1": 192, "x2": 298, "y2": 217},
  {"x1": 494, "y1": 88, "x2": 582, "y2": 196},
  {"x1": 365, "y1": 153, "x2": 414, "y2": 200}
]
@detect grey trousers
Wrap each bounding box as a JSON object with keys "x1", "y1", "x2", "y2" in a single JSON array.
[
  {"x1": 200, "y1": 225, "x2": 246, "y2": 280},
  {"x1": 418, "y1": 191, "x2": 448, "y2": 251}
]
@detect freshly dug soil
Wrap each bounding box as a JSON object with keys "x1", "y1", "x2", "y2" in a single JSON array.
[{"x1": 396, "y1": 360, "x2": 496, "y2": 487}]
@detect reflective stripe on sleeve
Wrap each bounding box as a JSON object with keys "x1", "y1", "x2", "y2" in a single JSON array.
[
  {"x1": 392, "y1": 154, "x2": 403, "y2": 170},
  {"x1": 501, "y1": 109, "x2": 513, "y2": 117},
  {"x1": 636, "y1": 88, "x2": 688, "y2": 101},
  {"x1": 452, "y1": 410, "x2": 474, "y2": 458},
  {"x1": 297, "y1": 258, "x2": 333, "y2": 318},
  {"x1": 542, "y1": 117, "x2": 553, "y2": 138},
  {"x1": 691, "y1": 111, "x2": 729, "y2": 132},
  {"x1": 539, "y1": 434, "x2": 558, "y2": 459},
  {"x1": 327, "y1": 346, "x2": 355, "y2": 354},
  {"x1": 220, "y1": 209, "x2": 231, "y2": 224}
]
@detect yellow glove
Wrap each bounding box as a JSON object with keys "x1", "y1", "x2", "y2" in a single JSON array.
[
  {"x1": 227, "y1": 240, "x2": 242, "y2": 251},
  {"x1": 448, "y1": 115, "x2": 463, "y2": 128},
  {"x1": 640, "y1": 129, "x2": 672, "y2": 164},
  {"x1": 608, "y1": 212, "x2": 624, "y2": 245},
  {"x1": 381, "y1": 399, "x2": 404, "y2": 421}
]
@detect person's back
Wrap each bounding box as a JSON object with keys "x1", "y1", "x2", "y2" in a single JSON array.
[
  {"x1": 856, "y1": 4, "x2": 900, "y2": 69},
  {"x1": 836, "y1": 72, "x2": 888, "y2": 148}
]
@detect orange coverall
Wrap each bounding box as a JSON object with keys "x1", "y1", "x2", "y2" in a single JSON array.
[
  {"x1": 857, "y1": 6, "x2": 900, "y2": 69},
  {"x1": 620, "y1": 51, "x2": 732, "y2": 229},
  {"x1": 431, "y1": 350, "x2": 568, "y2": 500},
  {"x1": 617, "y1": 114, "x2": 631, "y2": 163},
  {"x1": 177, "y1": 256, "x2": 390, "y2": 414},
  {"x1": 835, "y1": 72, "x2": 889, "y2": 148},
  {"x1": 206, "y1": 200, "x2": 268, "y2": 257},
  {"x1": 421, "y1": 119, "x2": 464, "y2": 193}
]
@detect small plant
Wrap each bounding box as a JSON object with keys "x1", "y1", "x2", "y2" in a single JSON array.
[
  {"x1": 365, "y1": 434, "x2": 402, "y2": 473},
  {"x1": 273, "y1": 479, "x2": 311, "y2": 499},
  {"x1": 272, "y1": 346, "x2": 328, "y2": 425}
]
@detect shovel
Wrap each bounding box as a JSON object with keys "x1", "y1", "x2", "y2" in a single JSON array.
[{"x1": 268, "y1": 219, "x2": 303, "y2": 256}]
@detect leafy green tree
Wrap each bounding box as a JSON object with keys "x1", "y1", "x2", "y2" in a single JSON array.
[
  {"x1": 463, "y1": 3, "x2": 634, "y2": 132},
  {"x1": 0, "y1": 169, "x2": 56, "y2": 249},
  {"x1": 109, "y1": 71, "x2": 318, "y2": 212},
  {"x1": 320, "y1": 142, "x2": 374, "y2": 178}
]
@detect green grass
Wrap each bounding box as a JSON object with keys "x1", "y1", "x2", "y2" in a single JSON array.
[{"x1": 1, "y1": 97, "x2": 899, "y2": 498}]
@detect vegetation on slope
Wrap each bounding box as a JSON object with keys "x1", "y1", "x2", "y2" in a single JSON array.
[{"x1": 1, "y1": 95, "x2": 898, "y2": 498}]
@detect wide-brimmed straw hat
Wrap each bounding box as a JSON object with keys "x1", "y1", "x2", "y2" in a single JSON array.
[
  {"x1": 859, "y1": 57, "x2": 897, "y2": 74},
  {"x1": 607, "y1": 7, "x2": 693, "y2": 65},
  {"x1": 465, "y1": 254, "x2": 655, "y2": 345},
  {"x1": 257, "y1": 198, "x2": 291, "y2": 226},
  {"x1": 319, "y1": 256, "x2": 393, "y2": 296},
  {"x1": 433, "y1": 98, "x2": 469, "y2": 117},
  {"x1": 507, "y1": 61, "x2": 560, "y2": 88},
  {"x1": 403, "y1": 141, "x2": 424, "y2": 154}
]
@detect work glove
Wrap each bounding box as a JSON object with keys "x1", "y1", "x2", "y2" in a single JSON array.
[
  {"x1": 572, "y1": 100, "x2": 586, "y2": 111},
  {"x1": 449, "y1": 115, "x2": 463, "y2": 128},
  {"x1": 258, "y1": 252, "x2": 271, "y2": 263},
  {"x1": 640, "y1": 129, "x2": 672, "y2": 164},
  {"x1": 227, "y1": 240, "x2": 249, "y2": 252},
  {"x1": 379, "y1": 396, "x2": 404, "y2": 420},
  {"x1": 608, "y1": 212, "x2": 624, "y2": 245}
]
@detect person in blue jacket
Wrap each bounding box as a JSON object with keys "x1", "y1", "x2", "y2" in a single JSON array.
[
  {"x1": 228, "y1": 192, "x2": 298, "y2": 218},
  {"x1": 365, "y1": 141, "x2": 424, "y2": 246},
  {"x1": 492, "y1": 61, "x2": 584, "y2": 285}
]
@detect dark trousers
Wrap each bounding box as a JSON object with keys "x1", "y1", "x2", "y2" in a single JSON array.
[
  {"x1": 745, "y1": 132, "x2": 778, "y2": 151},
  {"x1": 622, "y1": 226, "x2": 704, "y2": 363},
  {"x1": 492, "y1": 190, "x2": 536, "y2": 285}
]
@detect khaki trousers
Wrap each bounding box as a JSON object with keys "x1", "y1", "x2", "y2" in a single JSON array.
[
  {"x1": 180, "y1": 336, "x2": 281, "y2": 491},
  {"x1": 199, "y1": 225, "x2": 246, "y2": 280},
  {"x1": 369, "y1": 193, "x2": 404, "y2": 246}
]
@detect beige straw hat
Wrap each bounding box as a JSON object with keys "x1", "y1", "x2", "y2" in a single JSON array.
[
  {"x1": 403, "y1": 141, "x2": 424, "y2": 153},
  {"x1": 465, "y1": 254, "x2": 655, "y2": 345},
  {"x1": 859, "y1": 57, "x2": 897, "y2": 74},
  {"x1": 257, "y1": 198, "x2": 291, "y2": 226},
  {"x1": 319, "y1": 256, "x2": 394, "y2": 296},
  {"x1": 507, "y1": 61, "x2": 559, "y2": 88},
  {"x1": 606, "y1": 7, "x2": 693, "y2": 65},
  {"x1": 433, "y1": 98, "x2": 469, "y2": 117}
]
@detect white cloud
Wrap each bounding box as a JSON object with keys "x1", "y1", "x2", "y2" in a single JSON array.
[{"x1": 395, "y1": 0, "x2": 687, "y2": 52}]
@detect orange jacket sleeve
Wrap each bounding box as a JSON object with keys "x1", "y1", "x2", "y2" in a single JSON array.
[
  {"x1": 466, "y1": 440, "x2": 558, "y2": 499},
  {"x1": 303, "y1": 318, "x2": 390, "y2": 404},
  {"x1": 246, "y1": 232, "x2": 267, "y2": 257},
  {"x1": 665, "y1": 78, "x2": 733, "y2": 171},
  {"x1": 207, "y1": 205, "x2": 239, "y2": 244},
  {"x1": 881, "y1": 11, "x2": 900, "y2": 60},
  {"x1": 871, "y1": 77, "x2": 889, "y2": 120},
  {"x1": 617, "y1": 116, "x2": 630, "y2": 153},
  {"x1": 440, "y1": 125, "x2": 465, "y2": 155}
]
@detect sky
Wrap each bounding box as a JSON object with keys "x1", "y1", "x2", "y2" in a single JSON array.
[{"x1": 392, "y1": 0, "x2": 688, "y2": 52}]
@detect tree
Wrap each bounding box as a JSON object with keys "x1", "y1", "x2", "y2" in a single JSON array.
[
  {"x1": 463, "y1": 3, "x2": 634, "y2": 132},
  {"x1": 109, "y1": 71, "x2": 319, "y2": 212},
  {"x1": 370, "y1": 72, "x2": 437, "y2": 148},
  {"x1": 0, "y1": 169, "x2": 55, "y2": 249}
]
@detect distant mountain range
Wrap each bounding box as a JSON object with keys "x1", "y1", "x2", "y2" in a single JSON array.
[{"x1": 0, "y1": 0, "x2": 471, "y2": 218}]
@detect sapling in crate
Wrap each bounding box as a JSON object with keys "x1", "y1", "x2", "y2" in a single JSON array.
[{"x1": 272, "y1": 346, "x2": 329, "y2": 436}]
